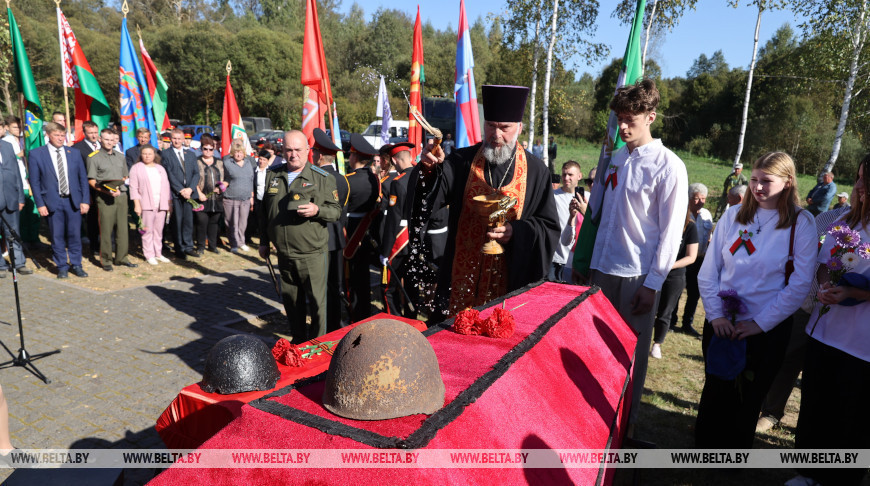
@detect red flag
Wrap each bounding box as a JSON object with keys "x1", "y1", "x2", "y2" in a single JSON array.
[
  {"x1": 140, "y1": 38, "x2": 171, "y2": 131},
  {"x1": 221, "y1": 72, "x2": 251, "y2": 157},
  {"x1": 409, "y1": 6, "x2": 424, "y2": 159},
  {"x1": 301, "y1": 0, "x2": 332, "y2": 144}
]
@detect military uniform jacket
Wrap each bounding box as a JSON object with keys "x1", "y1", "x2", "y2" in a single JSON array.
[
  {"x1": 380, "y1": 166, "x2": 413, "y2": 258},
  {"x1": 87, "y1": 149, "x2": 129, "y2": 193},
  {"x1": 322, "y1": 164, "x2": 349, "y2": 251},
  {"x1": 259, "y1": 162, "x2": 341, "y2": 258},
  {"x1": 344, "y1": 169, "x2": 380, "y2": 238}
]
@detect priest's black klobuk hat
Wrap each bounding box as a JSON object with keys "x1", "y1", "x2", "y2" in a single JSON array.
[
  {"x1": 481, "y1": 85, "x2": 530, "y2": 123},
  {"x1": 349, "y1": 133, "x2": 378, "y2": 157},
  {"x1": 312, "y1": 128, "x2": 341, "y2": 155}
]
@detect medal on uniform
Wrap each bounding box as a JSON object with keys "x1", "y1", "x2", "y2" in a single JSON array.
[
  {"x1": 293, "y1": 194, "x2": 300, "y2": 200},
  {"x1": 729, "y1": 230, "x2": 756, "y2": 255}
]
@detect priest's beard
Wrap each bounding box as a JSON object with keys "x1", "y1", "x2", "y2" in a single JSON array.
[{"x1": 483, "y1": 136, "x2": 518, "y2": 165}]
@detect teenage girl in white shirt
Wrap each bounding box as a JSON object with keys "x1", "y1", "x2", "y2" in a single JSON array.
[
  {"x1": 696, "y1": 152, "x2": 816, "y2": 448},
  {"x1": 792, "y1": 155, "x2": 870, "y2": 486}
]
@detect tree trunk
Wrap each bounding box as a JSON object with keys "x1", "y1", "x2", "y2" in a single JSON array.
[
  {"x1": 1, "y1": 80, "x2": 12, "y2": 117},
  {"x1": 641, "y1": 0, "x2": 659, "y2": 75},
  {"x1": 542, "y1": 0, "x2": 559, "y2": 168},
  {"x1": 527, "y1": 7, "x2": 542, "y2": 148},
  {"x1": 823, "y1": 0, "x2": 868, "y2": 174},
  {"x1": 733, "y1": 3, "x2": 763, "y2": 168}
]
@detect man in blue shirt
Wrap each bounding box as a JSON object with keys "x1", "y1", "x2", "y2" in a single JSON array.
[{"x1": 805, "y1": 172, "x2": 836, "y2": 216}]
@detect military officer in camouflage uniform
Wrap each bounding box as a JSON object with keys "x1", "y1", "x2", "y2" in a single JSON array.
[
  {"x1": 259, "y1": 130, "x2": 341, "y2": 342},
  {"x1": 87, "y1": 128, "x2": 137, "y2": 271}
]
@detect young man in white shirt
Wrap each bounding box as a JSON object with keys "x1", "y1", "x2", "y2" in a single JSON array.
[
  {"x1": 585, "y1": 79, "x2": 689, "y2": 437},
  {"x1": 550, "y1": 160, "x2": 584, "y2": 282}
]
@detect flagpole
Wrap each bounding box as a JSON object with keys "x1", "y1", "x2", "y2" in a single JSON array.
[
  {"x1": 325, "y1": 80, "x2": 334, "y2": 136},
  {"x1": 7, "y1": 0, "x2": 28, "y2": 165},
  {"x1": 55, "y1": 0, "x2": 72, "y2": 142}
]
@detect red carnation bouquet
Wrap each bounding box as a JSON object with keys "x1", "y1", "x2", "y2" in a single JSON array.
[
  {"x1": 271, "y1": 338, "x2": 303, "y2": 367},
  {"x1": 453, "y1": 307, "x2": 516, "y2": 339}
]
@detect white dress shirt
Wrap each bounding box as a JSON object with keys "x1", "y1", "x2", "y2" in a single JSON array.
[
  {"x1": 552, "y1": 188, "x2": 576, "y2": 265},
  {"x1": 698, "y1": 205, "x2": 816, "y2": 331},
  {"x1": 48, "y1": 144, "x2": 70, "y2": 196},
  {"x1": 255, "y1": 165, "x2": 268, "y2": 200},
  {"x1": 808, "y1": 222, "x2": 870, "y2": 361},
  {"x1": 589, "y1": 139, "x2": 689, "y2": 291}
]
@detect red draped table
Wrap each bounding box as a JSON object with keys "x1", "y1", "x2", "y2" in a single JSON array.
[
  {"x1": 152, "y1": 283, "x2": 637, "y2": 485},
  {"x1": 155, "y1": 314, "x2": 427, "y2": 450}
]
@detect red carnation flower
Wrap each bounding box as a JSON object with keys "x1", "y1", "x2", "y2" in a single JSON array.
[
  {"x1": 453, "y1": 308, "x2": 482, "y2": 335},
  {"x1": 272, "y1": 338, "x2": 304, "y2": 367},
  {"x1": 481, "y1": 307, "x2": 516, "y2": 339}
]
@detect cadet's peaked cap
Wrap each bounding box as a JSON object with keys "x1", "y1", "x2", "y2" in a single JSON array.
[
  {"x1": 482, "y1": 85, "x2": 530, "y2": 123},
  {"x1": 312, "y1": 128, "x2": 341, "y2": 154},
  {"x1": 349, "y1": 133, "x2": 378, "y2": 157},
  {"x1": 389, "y1": 142, "x2": 415, "y2": 156},
  {"x1": 378, "y1": 143, "x2": 394, "y2": 156}
]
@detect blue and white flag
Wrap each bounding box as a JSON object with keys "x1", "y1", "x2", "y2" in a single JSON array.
[{"x1": 376, "y1": 75, "x2": 392, "y2": 145}]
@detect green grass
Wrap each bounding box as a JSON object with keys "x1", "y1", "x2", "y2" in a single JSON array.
[{"x1": 553, "y1": 137, "x2": 855, "y2": 215}]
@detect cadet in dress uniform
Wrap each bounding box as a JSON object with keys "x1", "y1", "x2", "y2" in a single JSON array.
[
  {"x1": 311, "y1": 128, "x2": 350, "y2": 332},
  {"x1": 341, "y1": 134, "x2": 380, "y2": 322},
  {"x1": 379, "y1": 142, "x2": 416, "y2": 317}
]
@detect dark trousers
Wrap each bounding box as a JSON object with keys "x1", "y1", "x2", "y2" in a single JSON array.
[
  {"x1": 326, "y1": 248, "x2": 346, "y2": 333},
  {"x1": 654, "y1": 272, "x2": 686, "y2": 344},
  {"x1": 695, "y1": 316, "x2": 791, "y2": 448},
  {"x1": 171, "y1": 198, "x2": 194, "y2": 254},
  {"x1": 347, "y1": 242, "x2": 374, "y2": 323},
  {"x1": 383, "y1": 254, "x2": 414, "y2": 318},
  {"x1": 276, "y1": 252, "x2": 326, "y2": 343},
  {"x1": 760, "y1": 309, "x2": 810, "y2": 420},
  {"x1": 86, "y1": 187, "x2": 100, "y2": 252},
  {"x1": 245, "y1": 199, "x2": 261, "y2": 244},
  {"x1": 194, "y1": 210, "x2": 221, "y2": 250},
  {"x1": 46, "y1": 197, "x2": 83, "y2": 271},
  {"x1": 796, "y1": 337, "x2": 870, "y2": 485},
  {"x1": 0, "y1": 208, "x2": 24, "y2": 269},
  {"x1": 678, "y1": 256, "x2": 704, "y2": 328},
  {"x1": 97, "y1": 193, "x2": 129, "y2": 265}
]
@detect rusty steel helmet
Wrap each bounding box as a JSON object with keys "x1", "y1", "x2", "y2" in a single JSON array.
[
  {"x1": 200, "y1": 335, "x2": 280, "y2": 395},
  {"x1": 323, "y1": 319, "x2": 445, "y2": 420}
]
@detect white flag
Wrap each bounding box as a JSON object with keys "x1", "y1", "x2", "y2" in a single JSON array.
[{"x1": 376, "y1": 76, "x2": 392, "y2": 145}]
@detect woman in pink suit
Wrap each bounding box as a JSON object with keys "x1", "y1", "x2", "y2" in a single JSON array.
[{"x1": 129, "y1": 145, "x2": 172, "y2": 265}]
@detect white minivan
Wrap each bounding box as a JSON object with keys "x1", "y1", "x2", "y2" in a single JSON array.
[{"x1": 362, "y1": 120, "x2": 409, "y2": 150}]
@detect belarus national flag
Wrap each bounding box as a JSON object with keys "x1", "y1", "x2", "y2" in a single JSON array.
[
  {"x1": 57, "y1": 7, "x2": 110, "y2": 140},
  {"x1": 139, "y1": 37, "x2": 171, "y2": 132},
  {"x1": 221, "y1": 72, "x2": 252, "y2": 157},
  {"x1": 454, "y1": 0, "x2": 480, "y2": 149}
]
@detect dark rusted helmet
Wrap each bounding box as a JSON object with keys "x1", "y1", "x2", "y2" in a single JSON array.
[
  {"x1": 201, "y1": 335, "x2": 280, "y2": 395},
  {"x1": 323, "y1": 319, "x2": 445, "y2": 420}
]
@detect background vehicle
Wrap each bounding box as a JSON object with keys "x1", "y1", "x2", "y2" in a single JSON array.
[
  {"x1": 362, "y1": 120, "x2": 409, "y2": 150},
  {"x1": 178, "y1": 125, "x2": 214, "y2": 141},
  {"x1": 325, "y1": 129, "x2": 351, "y2": 153},
  {"x1": 242, "y1": 117, "x2": 273, "y2": 137}
]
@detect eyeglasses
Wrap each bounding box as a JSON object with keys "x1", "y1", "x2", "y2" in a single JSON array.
[{"x1": 202, "y1": 147, "x2": 214, "y2": 151}]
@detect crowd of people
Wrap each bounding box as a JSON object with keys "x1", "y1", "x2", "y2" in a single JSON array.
[{"x1": 1, "y1": 80, "x2": 869, "y2": 484}]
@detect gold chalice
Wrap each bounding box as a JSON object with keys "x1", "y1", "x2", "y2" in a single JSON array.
[{"x1": 471, "y1": 194, "x2": 517, "y2": 255}]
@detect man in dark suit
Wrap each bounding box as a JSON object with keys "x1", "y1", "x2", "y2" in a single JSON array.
[
  {"x1": 72, "y1": 120, "x2": 101, "y2": 255},
  {"x1": 0, "y1": 139, "x2": 31, "y2": 276},
  {"x1": 161, "y1": 127, "x2": 200, "y2": 259},
  {"x1": 311, "y1": 128, "x2": 350, "y2": 332},
  {"x1": 29, "y1": 122, "x2": 90, "y2": 278}
]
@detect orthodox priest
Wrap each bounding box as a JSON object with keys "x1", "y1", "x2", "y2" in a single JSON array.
[{"x1": 417, "y1": 85, "x2": 559, "y2": 318}]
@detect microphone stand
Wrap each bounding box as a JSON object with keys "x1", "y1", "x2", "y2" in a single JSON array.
[{"x1": 0, "y1": 211, "x2": 59, "y2": 384}]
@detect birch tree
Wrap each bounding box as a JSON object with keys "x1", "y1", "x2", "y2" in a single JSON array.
[
  {"x1": 796, "y1": 0, "x2": 870, "y2": 174},
  {"x1": 541, "y1": 0, "x2": 559, "y2": 167},
  {"x1": 731, "y1": 0, "x2": 788, "y2": 168}
]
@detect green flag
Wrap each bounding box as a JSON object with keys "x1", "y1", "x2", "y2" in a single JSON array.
[
  {"x1": 573, "y1": 0, "x2": 646, "y2": 276},
  {"x1": 7, "y1": 7, "x2": 44, "y2": 155}
]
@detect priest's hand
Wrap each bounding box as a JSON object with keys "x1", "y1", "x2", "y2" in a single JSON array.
[
  {"x1": 419, "y1": 139, "x2": 445, "y2": 172},
  {"x1": 630, "y1": 286, "x2": 655, "y2": 315},
  {"x1": 488, "y1": 222, "x2": 513, "y2": 243}
]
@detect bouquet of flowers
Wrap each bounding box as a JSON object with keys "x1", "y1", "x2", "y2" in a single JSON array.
[
  {"x1": 206, "y1": 181, "x2": 228, "y2": 198},
  {"x1": 187, "y1": 198, "x2": 205, "y2": 212},
  {"x1": 811, "y1": 221, "x2": 870, "y2": 333},
  {"x1": 706, "y1": 290, "x2": 749, "y2": 381}
]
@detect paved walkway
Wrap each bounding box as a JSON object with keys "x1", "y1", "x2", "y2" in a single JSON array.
[{"x1": 0, "y1": 266, "x2": 282, "y2": 484}]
